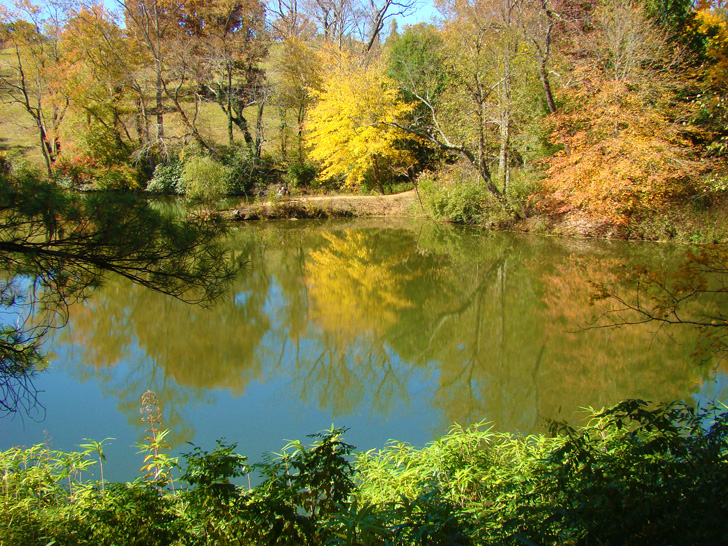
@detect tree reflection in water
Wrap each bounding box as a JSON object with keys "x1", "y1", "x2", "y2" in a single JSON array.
[
  {"x1": 0, "y1": 173, "x2": 239, "y2": 416},
  {"x1": 56, "y1": 221, "x2": 726, "y2": 446}
]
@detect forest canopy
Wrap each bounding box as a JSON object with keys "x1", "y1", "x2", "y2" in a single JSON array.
[{"x1": 1, "y1": 0, "x2": 728, "y2": 228}]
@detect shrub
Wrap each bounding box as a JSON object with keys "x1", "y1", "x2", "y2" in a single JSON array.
[
  {"x1": 94, "y1": 165, "x2": 144, "y2": 191},
  {"x1": 418, "y1": 166, "x2": 490, "y2": 224},
  {"x1": 1, "y1": 401, "x2": 727, "y2": 545},
  {"x1": 417, "y1": 164, "x2": 518, "y2": 225},
  {"x1": 286, "y1": 161, "x2": 318, "y2": 188},
  {"x1": 220, "y1": 148, "x2": 279, "y2": 196},
  {"x1": 515, "y1": 400, "x2": 728, "y2": 546},
  {"x1": 147, "y1": 161, "x2": 183, "y2": 195},
  {"x1": 505, "y1": 167, "x2": 540, "y2": 218},
  {"x1": 0, "y1": 151, "x2": 10, "y2": 176},
  {"x1": 78, "y1": 123, "x2": 132, "y2": 166},
  {"x1": 51, "y1": 152, "x2": 99, "y2": 188},
  {"x1": 178, "y1": 156, "x2": 230, "y2": 205}
]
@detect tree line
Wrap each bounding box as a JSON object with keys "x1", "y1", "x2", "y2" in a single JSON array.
[{"x1": 2, "y1": 0, "x2": 728, "y2": 225}]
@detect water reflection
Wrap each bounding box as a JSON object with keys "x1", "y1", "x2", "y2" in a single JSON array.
[
  {"x1": 54, "y1": 221, "x2": 725, "y2": 449},
  {"x1": 0, "y1": 182, "x2": 236, "y2": 417}
]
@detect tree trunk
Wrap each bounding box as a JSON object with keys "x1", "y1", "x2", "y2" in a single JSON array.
[
  {"x1": 372, "y1": 156, "x2": 385, "y2": 194},
  {"x1": 37, "y1": 120, "x2": 53, "y2": 175},
  {"x1": 538, "y1": 62, "x2": 557, "y2": 115},
  {"x1": 227, "y1": 70, "x2": 234, "y2": 146},
  {"x1": 155, "y1": 64, "x2": 165, "y2": 141},
  {"x1": 255, "y1": 98, "x2": 266, "y2": 158}
]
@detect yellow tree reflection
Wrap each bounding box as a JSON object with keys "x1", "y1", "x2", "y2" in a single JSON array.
[
  {"x1": 294, "y1": 229, "x2": 420, "y2": 415},
  {"x1": 305, "y1": 231, "x2": 415, "y2": 342}
]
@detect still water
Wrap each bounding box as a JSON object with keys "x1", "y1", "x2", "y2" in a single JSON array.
[{"x1": 3, "y1": 219, "x2": 726, "y2": 482}]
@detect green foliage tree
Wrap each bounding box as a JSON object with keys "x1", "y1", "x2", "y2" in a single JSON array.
[
  {"x1": 386, "y1": 23, "x2": 450, "y2": 173},
  {"x1": 385, "y1": 1, "x2": 544, "y2": 210}
]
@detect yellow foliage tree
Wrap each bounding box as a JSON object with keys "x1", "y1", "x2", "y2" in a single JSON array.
[{"x1": 305, "y1": 52, "x2": 417, "y2": 193}]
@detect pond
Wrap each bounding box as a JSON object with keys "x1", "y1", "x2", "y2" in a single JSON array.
[{"x1": 2, "y1": 218, "x2": 726, "y2": 483}]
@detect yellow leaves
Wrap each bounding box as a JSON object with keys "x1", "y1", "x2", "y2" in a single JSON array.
[
  {"x1": 694, "y1": 9, "x2": 728, "y2": 48},
  {"x1": 305, "y1": 51, "x2": 417, "y2": 189},
  {"x1": 304, "y1": 231, "x2": 414, "y2": 343},
  {"x1": 694, "y1": 9, "x2": 728, "y2": 92}
]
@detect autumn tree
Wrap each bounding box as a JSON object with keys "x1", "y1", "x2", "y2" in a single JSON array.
[
  {"x1": 385, "y1": 23, "x2": 449, "y2": 173},
  {"x1": 267, "y1": 0, "x2": 316, "y2": 38},
  {"x1": 540, "y1": 0, "x2": 703, "y2": 226},
  {"x1": 272, "y1": 37, "x2": 322, "y2": 161},
  {"x1": 0, "y1": 0, "x2": 69, "y2": 173},
  {"x1": 303, "y1": 0, "x2": 361, "y2": 48},
  {"x1": 120, "y1": 0, "x2": 188, "y2": 146},
  {"x1": 305, "y1": 51, "x2": 417, "y2": 193},
  {"x1": 60, "y1": 5, "x2": 145, "y2": 165},
  {"x1": 178, "y1": 0, "x2": 269, "y2": 153}
]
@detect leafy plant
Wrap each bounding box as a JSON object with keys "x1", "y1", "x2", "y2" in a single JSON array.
[
  {"x1": 418, "y1": 167, "x2": 496, "y2": 224},
  {"x1": 514, "y1": 400, "x2": 728, "y2": 546},
  {"x1": 79, "y1": 438, "x2": 114, "y2": 492},
  {"x1": 178, "y1": 156, "x2": 230, "y2": 205},
  {"x1": 220, "y1": 147, "x2": 279, "y2": 196},
  {"x1": 147, "y1": 161, "x2": 183, "y2": 194},
  {"x1": 94, "y1": 165, "x2": 143, "y2": 191},
  {"x1": 1, "y1": 402, "x2": 727, "y2": 545},
  {"x1": 249, "y1": 426, "x2": 356, "y2": 545},
  {"x1": 286, "y1": 161, "x2": 318, "y2": 188},
  {"x1": 180, "y1": 440, "x2": 250, "y2": 544},
  {"x1": 137, "y1": 390, "x2": 178, "y2": 488}
]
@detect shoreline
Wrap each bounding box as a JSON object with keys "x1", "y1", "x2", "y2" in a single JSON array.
[{"x1": 223, "y1": 188, "x2": 728, "y2": 244}]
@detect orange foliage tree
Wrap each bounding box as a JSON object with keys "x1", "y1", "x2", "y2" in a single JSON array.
[{"x1": 540, "y1": 0, "x2": 703, "y2": 225}]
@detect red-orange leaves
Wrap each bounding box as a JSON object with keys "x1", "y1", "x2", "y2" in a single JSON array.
[
  {"x1": 543, "y1": 78, "x2": 700, "y2": 224},
  {"x1": 540, "y1": 0, "x2": 704, "y2": 226}
]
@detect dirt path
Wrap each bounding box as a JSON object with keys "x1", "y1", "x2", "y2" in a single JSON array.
[
  {"x1": 230, "y1": 189, "x2": 422, "y2": 220},
  {"x1": 290, "y1": 189, "x2": 420, "y2": 216}
]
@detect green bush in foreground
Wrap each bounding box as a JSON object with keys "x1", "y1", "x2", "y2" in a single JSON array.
[{"x1": 1, "y1": 400, "x2": 727, "y2": 545}]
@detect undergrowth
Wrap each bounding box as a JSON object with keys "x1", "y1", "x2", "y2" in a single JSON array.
[
  {"x1": 2, "y1": 400, "x2": 727, "y2": 545},
  {"x1": 234, "y1": 199, "x2": 356, "y2": 220}
]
